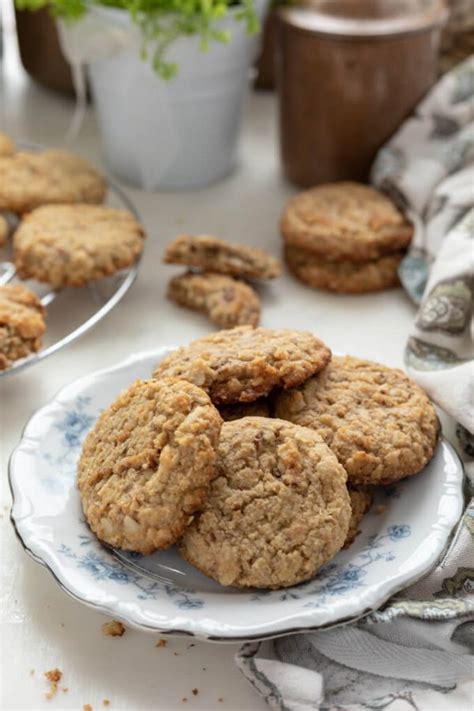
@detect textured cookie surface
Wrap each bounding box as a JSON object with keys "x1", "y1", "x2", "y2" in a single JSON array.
[
  {"x1": 0, "y1": 150, "x2": 106, "y2": 213},
  {"x1": 153, "y1": 326, "x2": 331, "y2": 405},
  {"x1": 275, "y1": 356, "x2": 439, "y2": 485},
  {"x1": 344, "y1": 487, "x2": 374, "y2": 548},
  {"x1": 179, "y1": 417, "x2": 351, "y2": 588},
  {"x1": 281, "y1": 182, "x2": 412, "y2": 261},
  {"x1": 13, "y1": 204, "x2": 144, "y2": 287},
  {"x1": 78, "y1": 378, "x2": 222, "y2": 555},
  {"x1": 167, "y1": 271, "x2": 261, "y2": 328},
  {"x1": 285, "y1": 244, "x2": 403, "y2": 293},
  {"x1": 0, "y1": 215, "x2": 8, "y2": 247},
  {"x1": 0, "y1": 131, "x2": 15, "y2": 157},
  {"x1": 164, "y1": 234, "x2": 282, "y2": 280},
  {"x1": 0, "y1": 284, "x2": 46, "y2": 369}
]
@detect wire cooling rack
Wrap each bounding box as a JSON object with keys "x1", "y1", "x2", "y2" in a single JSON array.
[{"x1": 0, "y1": 170, "x2": 142, "y2": 378}]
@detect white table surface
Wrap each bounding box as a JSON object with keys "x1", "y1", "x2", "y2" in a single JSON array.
[{"x1": 0, "y1": 12, "x2": 464, "y2": 711}]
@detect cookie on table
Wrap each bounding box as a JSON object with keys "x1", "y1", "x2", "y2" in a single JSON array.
[
  {"x1": 179, "y1": 417, "x2": 351, "y2": 589},
  {"x1": 0, "y1": 150, "x2": 106, "y2": 214},
  {"x1": 285, "y1": 244, "x2": 403, "y2": 294},
  {"x1": 78, "y1": 378, "x2": 222, "y2": 555},
  {"x1": 0, "y1": 131, "x2": 15, "y2": 157},
  {"x1": 0, "y1": 215, "x2": 9, "y2": 247},
  {"x1": 344, "y1": 487, "x2": 374, "y2": 548},
  {"x1": 0, "y1": 284, "x2": 46, "y2": 370},
  {"x1": 281, "y1": 182, "x2": 413, "y2": 262},
  {"x1": 13, "y1": 204, "x2": 145, "y2": 288},
  {"x1": 164, "y1": 234, "x2": 282, "y2": 280},
  {"x1": 275, "y1": 355, "x2": 440, "y2": 486},
  {"x1": 219, "y1": 397, "x2": 271, "y2": 422},
  {"x1": 153, "y1": 326, "x2": 331, "y2": 405},
  {"x1": 167, "y1": 271, "x2": 261, "y2": 328}
]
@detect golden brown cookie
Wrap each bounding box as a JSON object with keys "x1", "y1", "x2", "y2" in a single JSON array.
[
  {"x1": 0, "y1": 215, "x2": 9, "y2": 247},
  {"x1": 179, "y1": 417, "x2": 350, "y2": 589},
  {"x1": 0, "y1": 284, "x2": 46, "y2": 370},
  {"x1": 167, "y1": 271, "x2": 261, "y2": 328},
  {"x1": 164, "y1": 234, "x2": 282, "y2": 280},
  {"x1": 219, "y1": 397, "x2": 271, "y2": 421},
  {"x1": 275, "y1": 355, "x2": 440, "y2": 486},
  {"x1": 281, "y1": 182, "x2": 413, "y2": 262},
  {"x1": 344, "y1": 487, "x2": 374, "y2": 548},
  {"x1": 153, "y1": 326, "x2": 331, "y2": 405},
  {"x1": 0, "y1": 131, "x2": 15, "y2": 157},
  {"x1": 0, "y1": 150, "x2": 106, "y2": 214},
  {"x1": 78, "y1": 378, "x2": 222, "y2": 555},
  {"x1": 13, "y1": 204, "x2": 145, "y2": 287},
  {"x1": 285, "y1": 244, "x2": 403, "y2": 293}
]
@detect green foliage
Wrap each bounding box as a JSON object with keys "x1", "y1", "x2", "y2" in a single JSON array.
[{"x1": 15, "y1": 0, "x2": 259, "y2": 78}]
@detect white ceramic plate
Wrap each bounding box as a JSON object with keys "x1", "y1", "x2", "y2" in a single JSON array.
[{"x1": 9, "y1": 349, "x2": 464, "y2": 641}]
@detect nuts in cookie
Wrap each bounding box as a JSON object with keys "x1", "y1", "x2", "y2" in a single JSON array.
[
  {"x1": 153, "y1": 326, "x2": 332, "y2": 405},
  {"x1": 78, "y1": 378, "x2": 222, "y2": 555},
  {"x1": 275, "y1": 355, "x2": 440, "y2": 485},
  {"x1": 178, "y1": 417, "x2": 351, "y2": 589},
  {"x1": 0, "y1": 284, "x2": 46, "y2": 370},
  {"x1": 167, "y1": 271, "x2": 261, "y2": 328}
]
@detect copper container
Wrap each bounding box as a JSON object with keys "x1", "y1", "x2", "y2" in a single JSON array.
[{"x1": 277, "y1": 0, "x2": 448, "y2": 187}]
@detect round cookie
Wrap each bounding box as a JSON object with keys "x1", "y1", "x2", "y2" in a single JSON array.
[
  {"x1": 179, "y1": 417, "x2": 351, "y2": 589},
  {"x1": 78, "y1": 378, "x2": 222, "y2": 555},
  {"x1": 0, "y1": 131, "x2": 15, "y2": 157},
  {"x1": 275, "y1": 355, "x2": 440, "y2": 485},
  {"x1": 344, "y1": 487, "x2": 374, "y2": 548},
  {"x1": 0, "y1": 150, "x2": 106, "y2": 214},
  {"x1": 281, "y1": 182, "x2": 413, "y2": 262},
  {"x1": 285, "y1": 244, "x2": 403, "y2": 294},
  {"x1": 0, "y1": 283, "x2": 46, "y2": 370},
  {"x1": 13, "y1": 204, "x2": 145, "y2": 287},
  {"x1": 164, "y1": 234, "x2": 282, "y2": 280},
  {"x1": 167, "y1": 271, "x2": 261, "y2": 328},
  {"x1": 153, "y1": 326, "x2": 332, "y2": 405}
]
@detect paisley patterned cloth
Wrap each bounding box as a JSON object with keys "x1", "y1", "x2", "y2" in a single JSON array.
[{"x1": 236, "y1": 58, "x2": 474, "y2": 711}]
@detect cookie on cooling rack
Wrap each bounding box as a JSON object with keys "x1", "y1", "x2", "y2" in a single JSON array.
[
  {"x1": 0, "y1": 284, "x2": 46, "y2": 370},
  {"x1": 0, "y1": 149, "x2": 106, "y2": 214},
  {"x1": 13, "y1": 204, "x2": 145, "y2": 288}
]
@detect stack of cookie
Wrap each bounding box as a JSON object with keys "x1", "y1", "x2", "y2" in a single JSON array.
[
  {"x1": 281, "y1": 182, "x2": 413, "y2": 294},
  {"x1": 163, "y1": 234, "x2": 281, "y2": 329},
  {"x1": 78, "y1": 325, "x2": 439, "y2": 591},
  {"x1": 0, "y1": 131, "x2": 145, "y2": 369}
]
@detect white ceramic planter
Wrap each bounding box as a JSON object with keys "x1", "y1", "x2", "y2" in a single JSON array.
[{"x1": 83, "y1": 2, "x2": 268, "y2": 190}]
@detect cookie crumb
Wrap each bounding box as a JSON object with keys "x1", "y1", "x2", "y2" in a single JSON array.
[
  {"x1": 202, "y1": 667, "x2": 207, "y2": 671},
  {"x1": 83, "y1": 705, "x2": 93, "y2": 711},
  {"x1": 376, "y1": 504, "x2": 387, "y2": 515},
  {"x1": 155, "y1": 639, "x2": 167, "y2": 648},
  {"x1": 103, "y1": 700, "x2": 110, "y2": 707},
  {"x1": 173, "y1": 651, "x2": 180, "y2": 656},
  {"x1": 62, "y1": 688, "x2": 69, "y2": 693},
  {"x1": 218, "y1": 698, "x2": 224, "y2": 703},
  {"x1": 192, "y1": 689, "x2": 199, "y2": 696},
  {"x1": 29, "y1": 669, "x2": 35, "y2": 676},
  {"x1": 182, "y1": 698, "x2": 188, "y2": 703},
  {"x1": 187, "y1": 643, "x2": 195, "y2": 649},
  {"x1": 44, "y1": 668, "x2": 62, "y2": 699},
  {"x1": 101, "y1": 620, "x2": 125, "y2": 637}
]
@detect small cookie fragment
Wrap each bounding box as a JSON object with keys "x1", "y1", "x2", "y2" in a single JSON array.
[
  {"x1": 0, "y1": 284, "x2": 46, "y2": 370},
  {"x1": 281, "y1": 182, "x2": 413, "y2": 261},
  {"x1": 219, "y1": 397, "x2": 271, "y2": 421},
  {"x1": 275, "y1": 355, "x2": 440, "y2": 485},
  {"x1": 78, "y1": 378, "x2": 222, "y2": 554},
  {"x1": 0, "y1": 131, "x2": 15, "y2": 157},
  {"x1": 0, "y1": 214, "x2": 9, "y2": 247},
  {"x1": 164, "y1": 234, "x2": 282, "y2": 280},
  {"x1": 101, "y1": 620, "x2": 125, "y2": 637},
  {"x1": 344, "y1": 487, "x2": 374, "y2": 548},
  {"x1": 179, "y1": 417, "x2": 351, "y2": 589},
  {"x1": 153, "y1": 326, "x2": 332, "y2": 405},
  {"x1": 285, "y1": 244, "x2": 403, "y2": 293},
  {"x1": 168, "y1": 271, "x2": 261, "y2": 328},
  {"x1": 0, "y1": 149, "x2": 106, "y2": 213},
  {"x1": 44, "y1": 668, "x2": 62, "y2": 700},
  {"x1": 13, "y1": 204, "x2": 145, "y2": 287}
]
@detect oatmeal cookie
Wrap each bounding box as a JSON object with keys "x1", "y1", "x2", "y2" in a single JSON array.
[
  {"x1": 0, "y1": 215, "x2": 9, "y2": 247},
  {"x1": 167, "y1": 271, "x2": 260, "y2": 328},
  {"x1": 179, "y1": 417, "x2": 350, "y2": 588},
  {"x1": 281, "y1": 182, "x2": 413, "y2": 262},
  {"x1": 0, "y1": 284, "x2": 46, "y2": 369},
  {"x1": 153, "y1": 326, "x2": 331, "y2": 405},
  {"x1": 0, "y1": 131, "x2": 15, "y2": 157},
  {"x1": 164, "y1": 234, "x2": 282, "y2": 280},
  {"x1": 78, "y1": 378, "x2": 222, "y2": 555},
  {"x1": 219, "y1": 397, "x2": 271, "y2": 421},
  {"x1": 13, "y1": 204, "x2": 144, "y2": 287},
  {"x1": 275, "y1": 356, "x2": 440, "y2": 485},
  {"x1": 344, "y1": 487, "x2": 374, "y2": 548},
  {"x1": 285, "y1": 244, "x2": 403, "y2": 293},
  {"x1": 0, "y1": 150, "x2": 106, "y2": 213}
]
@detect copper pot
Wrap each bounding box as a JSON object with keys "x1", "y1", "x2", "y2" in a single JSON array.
[{"x1": 277, "y1": 0, "x2": 448, "y2": 187}]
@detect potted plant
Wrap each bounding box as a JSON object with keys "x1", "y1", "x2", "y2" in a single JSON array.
[{"x1": 16, "y1": 0, "x2": 269, "y2": 190}]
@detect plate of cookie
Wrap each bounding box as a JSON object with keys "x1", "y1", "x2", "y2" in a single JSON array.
[
  {"x1": 0, "y1": 134, "x2": 145, "y2": 375},
  {"x1": 9, "y1": 327, "x2": 464, "y2": 641}
]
